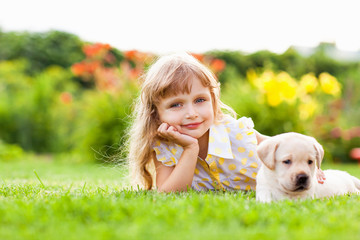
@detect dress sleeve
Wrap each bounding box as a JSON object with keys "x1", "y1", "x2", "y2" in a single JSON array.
[
  {"x1": 232, "y1": 116, "x2": 258, "y2": 146},
  {"x1": 152, "y1": 141, "x2": 182, "y2": 167}
]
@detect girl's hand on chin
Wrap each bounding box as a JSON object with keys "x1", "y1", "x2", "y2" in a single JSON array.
[{"x1": 157, "y1": 123, "x2": 198, "y2": 149}]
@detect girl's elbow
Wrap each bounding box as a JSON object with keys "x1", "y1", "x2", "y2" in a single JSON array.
[{"x1": 156, "y1": 184, "x2": 188, "y2": 193}]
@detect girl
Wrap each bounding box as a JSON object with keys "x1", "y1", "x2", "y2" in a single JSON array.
[{"x1": 127, "y1": 53, "x2": 324, "y2": 192}]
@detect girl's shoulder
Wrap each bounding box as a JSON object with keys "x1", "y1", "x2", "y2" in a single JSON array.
[{"x1": 219, "y1": 115, "x2": 255, "y2": 130}]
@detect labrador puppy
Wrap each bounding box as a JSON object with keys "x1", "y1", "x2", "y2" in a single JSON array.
[{"x1": 256, "y1": 132, "x2": 360, "y2": 202}]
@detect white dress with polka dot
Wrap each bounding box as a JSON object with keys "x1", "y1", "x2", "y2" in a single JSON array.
[{"x1": 153, "y1": 116, "x2": 261, "y2": 191}]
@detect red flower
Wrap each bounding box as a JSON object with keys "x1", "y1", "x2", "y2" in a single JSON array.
[{"x1": 350, "y1": 148, "x2": 360, "y2": 160}]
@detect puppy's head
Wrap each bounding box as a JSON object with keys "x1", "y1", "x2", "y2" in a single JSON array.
[{"x1": 257, "y1": 132, "x2": 324, "y2": 193}]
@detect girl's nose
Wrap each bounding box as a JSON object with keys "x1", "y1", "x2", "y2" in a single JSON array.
[{"x1": 185, "y1": 105, "x2": 198, "y2": 118}]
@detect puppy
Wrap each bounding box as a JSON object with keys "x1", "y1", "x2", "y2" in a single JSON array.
[{"x1": 256, "y1": 132, "x2": 360, "y2": 202}]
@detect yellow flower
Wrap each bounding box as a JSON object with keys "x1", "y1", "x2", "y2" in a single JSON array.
[
  {"x1": 266, "y1": 92, "x2": 282, "y2": 107},
  {"x1": 299, "y1": 97, "x2": 319, "y2": 120},
  {"x1": 300, "y1": 73, "x2": 318, "y2": 94},
  {"x1": 319, "y1": 72, "x2": 341, "y2": 96},
  {"x1": 262, "y1": 71, "x2": 297, "y2": 106}
]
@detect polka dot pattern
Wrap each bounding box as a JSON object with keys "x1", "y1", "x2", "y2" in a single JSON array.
[{"x1": 152, "y1": 116, "x2": 261, "y2": 191}]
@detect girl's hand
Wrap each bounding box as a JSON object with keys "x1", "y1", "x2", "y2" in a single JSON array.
[
  {"x1": 157, "y1": 123, "x2": 198, "y2": 149},
  {"x1": 316, "y1": 168, "x2": 326, "y2": 184}
]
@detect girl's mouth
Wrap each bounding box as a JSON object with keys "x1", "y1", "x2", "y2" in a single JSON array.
[{"x1": 182, "y1": 122, "x2": 202, "y2": 129}]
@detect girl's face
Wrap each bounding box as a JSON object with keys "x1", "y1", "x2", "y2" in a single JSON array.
[{"x1": 156, "y1": 77, "x2": 215, "y2": 140}]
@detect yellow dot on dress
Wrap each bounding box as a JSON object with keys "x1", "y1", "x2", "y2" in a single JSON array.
[
  {"x1": 170, "y1": 157, "x2": 176, "y2": 163},
  {"x1": 245, "y1": 185, "x2": 251, "y2": 191},
  {"x1": 236, "y1": 133, "x2": 243, "y2": 140},
  {"x1": 234, "y1": 185, "x2": 241, "y2": 190},
  {"x1": 212, "y1": 127, "x2": 218, "y2": 134},
  {"x1": 222, "y1": 180, "x2": 230, "y2": 186},
  {"x1": 164, "y1": 161, "x2": 173, "y2": 166},
  {"x1": 194, "y1": 168, "x2": 200, "y2": 175},
  {"x1": 228, "y1": 164, "x2": 236, "y2": 171},
  {"x1": 238, "y1": 147, "x2": 245, "y2": 153},
  {"x1": 221, "y1": 137, "x2": 228, "y2": 143},
  {"x1": 241, "y1": 158, "x2": 247, "y2": 165},
  {"x1": 240, "y1": 168, "x2": 247, "y2": 174},
  {"x1": 245, "y1": 177, "x2": 250, "y2": 182},
  {"x1": 250, "y1": 162, "x2": 258, "y2": 168},
  {"x1": 239, "y1": 121, "x2": 244, "y2": 129},
  {"x1": 209, "y1": 136, "x2": 215, "y2": 143},
  {"x1": 202, "y1": 178, "x2": 210, "y2": 181},
  {"x1": 159, "y1": 157, "x2": 166, "y2": 161},
  {"x1": 171, "y1": 148, "x2": 177, "y2": 155},
  {"x1": 218, "y1": 158, "x2": 225, "y2": 165},
  {"x1": 155, "y1": 141, "x2": 161, "y2": 146},
  {"x1": 198, "y1": 182, "x2": 206, "y2": 187},
  {"x1": 252, "y1": 172, "x2": 257, "y2": 178},
  {"x1": 248, "y1": 150, "x2": 254, "y2": 157},
  {"x1": 233, "y1": 176, "x2": 241, "y2": 181},
  {"x1": 154, "y1": 148, "x2": 161, "y2": 155},
  {"x1": 226, "y1": 127, "x2": 231, "y2": 133},
  {"x1": 215, "y1": 148, "x2": 222, "y2": 155}
]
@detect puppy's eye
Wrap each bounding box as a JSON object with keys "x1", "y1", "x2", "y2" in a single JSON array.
[
  {"x1": 308, "y1": 160, "x2": 313, "y2": 165},
  {"x1": 283, "y1": 160, "x2": 291, "y2": 165}
]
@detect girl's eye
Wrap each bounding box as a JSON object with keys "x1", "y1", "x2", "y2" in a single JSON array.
[
  {"x1": 283, "y1": 160, "x2": 291, "y2": 165},
  {"x1": 170, "y1": 103, "x2": 181, "y2": 108},
  {"x1": 308, "y1": 160, "x2": 313, "y2": 165},
  {"x1": 195, "y1": 98, "x2": 205, "y2": 103}
]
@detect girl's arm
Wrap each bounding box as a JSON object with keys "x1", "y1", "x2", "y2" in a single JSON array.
[
  {"x1": 153, "y1": 143, "x2": 199, "y2": 192},
  {"x1": 255, "y1": 130, "x2": 270, "y2": 144},
  {"x1": 154, "y1": 123, "x2": 199, "y2": 192}
]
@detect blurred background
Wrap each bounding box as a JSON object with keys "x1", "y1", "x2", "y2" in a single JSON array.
[{"x1": 1, "y1": 0, "x2": 360, "y2": 165}]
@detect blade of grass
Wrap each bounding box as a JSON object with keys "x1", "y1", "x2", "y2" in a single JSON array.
[{"x1": 33, "y1": 169, "x2": 46, "y2": 188}]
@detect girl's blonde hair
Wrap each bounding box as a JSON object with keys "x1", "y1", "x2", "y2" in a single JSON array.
[{"x1": 127, "y1": 52, "x2": 236, "y2": 190}]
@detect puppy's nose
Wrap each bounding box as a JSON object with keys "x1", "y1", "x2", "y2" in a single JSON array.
[{"x1": 296, "y1": 174, "x2": 309, "y2": 186}]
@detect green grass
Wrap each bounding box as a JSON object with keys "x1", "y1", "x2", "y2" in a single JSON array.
[{"x1": 1, "y1": 158, "x2": 360, "y2": 240}]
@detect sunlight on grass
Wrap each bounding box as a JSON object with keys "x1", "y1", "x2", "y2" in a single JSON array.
[{"x1": 1, "y1": 158, "x2": 360, "y2": 240}]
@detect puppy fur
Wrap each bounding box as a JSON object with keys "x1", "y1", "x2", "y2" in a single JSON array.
[{"x1": 256, "y1": 132, "x2": 360, "y2": 202}]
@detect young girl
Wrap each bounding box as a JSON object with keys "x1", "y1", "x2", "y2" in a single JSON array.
[{"x1": 127, "y1": 53, "x2": 324, "y2": 192}]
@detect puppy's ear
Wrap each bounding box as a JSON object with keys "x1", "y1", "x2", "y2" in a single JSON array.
[
  {"x1": 257, "y1": 138, "x2": 278, "y2": 170},
  {"x1": 311, "y1": 138, "x2": 324, "y2": 168}
]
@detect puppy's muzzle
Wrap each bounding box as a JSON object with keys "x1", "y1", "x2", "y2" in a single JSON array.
[{"x1": 294, "y1": 174, "x2": 309, "y2": 191}]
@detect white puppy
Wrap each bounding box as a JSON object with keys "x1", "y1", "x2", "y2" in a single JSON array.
[{"x1": 256, "y1": 132, "x2": 360, "y2": 202}]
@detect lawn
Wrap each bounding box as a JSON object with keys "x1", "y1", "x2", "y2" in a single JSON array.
[{"x1": 1, "y1": 158, "x2": 360, "y2": 240}]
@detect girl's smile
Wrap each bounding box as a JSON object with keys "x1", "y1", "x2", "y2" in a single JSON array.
[{"x1": 182, "y1": 121, "x2": 203, "y2": 129}]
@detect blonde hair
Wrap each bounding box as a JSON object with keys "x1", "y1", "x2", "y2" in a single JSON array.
[{"x1": 127, "y1": 52, "x2": 236, "y2": 189}]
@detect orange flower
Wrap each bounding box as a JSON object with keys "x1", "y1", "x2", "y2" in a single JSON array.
[
  {"x1": 71, "y1": 62, "x2": 87, "y2": 76},
  {"x1": 190, "y1": 53, "x2": 204, "y2": 62},
  {"x1": 60, "y1": 92, "x2": 72, "y2": 104},
  {"x1": 210, "y1": 59, "x2": 226, "y2": 72},
  {"x1": 83, "y1": 43, "x2": 111, "y2": 58},
  {"x1": 124, "y1": 50, "x2": 138, "y2": 60},
  {"x1": 71, "y1": 61, "x2": 101, "y2": 76}
]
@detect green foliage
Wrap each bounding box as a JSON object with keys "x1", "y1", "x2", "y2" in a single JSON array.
[
  {"x1": 1, "y1": 160, "x2": 360, "y2": 240},
  {"x1": 0, "y1": 59, "x2": 79, "y2": 152},
  {"x1": 1, "y1": 29, "x2": 360, "y2": 163},
  {"x1": 73, "y1": 91, "x2": 135, "y2": 163},
  {"x1": 0, "y1": 30, "x2": 85, "y2": 74},
  {"x1": 0, "y1": 140, "x2": 24, "y2": 161}
]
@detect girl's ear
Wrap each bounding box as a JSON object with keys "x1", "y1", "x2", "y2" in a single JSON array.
[
  {"x1": 311, "y1": 137, "x2": 324, "y2": 169},
  {"x1": 257, "y1": 138, "x2": 279, "y2": 170}
]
